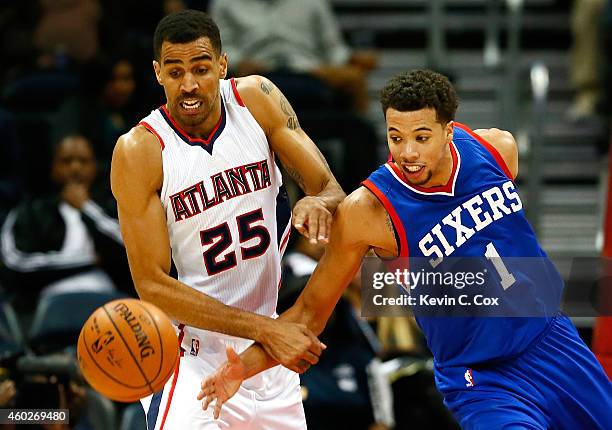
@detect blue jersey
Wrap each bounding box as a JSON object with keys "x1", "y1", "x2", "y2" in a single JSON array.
[{"x1": 362, "y1": 123, "x2": 562, "y2": 367}]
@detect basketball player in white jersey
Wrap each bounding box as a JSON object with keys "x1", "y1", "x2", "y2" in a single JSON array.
[{"x1": 110, "y1": 10, "x2": 345, "y2": 429}]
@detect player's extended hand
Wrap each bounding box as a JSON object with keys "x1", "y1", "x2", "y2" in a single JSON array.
[
  {"x1": 292, "y1": 196, "x2": 332, "y2": 244},
  {"x1": 197, "y1": 347, "x2": 245, "y2": 419},
  {"x1": 260, "y1": 320, "x2": 326, "y2": 373}
]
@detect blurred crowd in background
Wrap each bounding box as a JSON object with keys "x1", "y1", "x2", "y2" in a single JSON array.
[{"x1": 0, "y1": 0, "x2": 611, "y2": 429}]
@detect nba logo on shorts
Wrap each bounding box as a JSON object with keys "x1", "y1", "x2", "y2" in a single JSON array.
[
  {"x1": 190, "y1": 338, "x2": 200, "y2": 356},
  {"x1": 464, "y1": 369, "x2": 475, "y2": 387}
]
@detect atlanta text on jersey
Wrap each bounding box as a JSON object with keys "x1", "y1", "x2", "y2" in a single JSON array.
[{"x1": 170, "y1": 159, "x2": 272, "y2": 222}]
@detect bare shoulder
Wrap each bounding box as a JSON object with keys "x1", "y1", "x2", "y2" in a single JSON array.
[
  {"x1": 233, "y1": 75, "x2": 271, "y2": 96},
  {"x1": 111, "y1": 126, "x2": 163, "y2": 195},
  {"x1": 473, "y1": 127, "x2": 518, "y2": 179},
  {"x1": 232, "y1": 75, "x2": 290, "y2": 135},
  {"x1": 114, "y1": 126, "x2": 161, "y2": 159},
  {"x1": 232, "y1": 75, "x2": 273, "y2": 111},
  {"x1": 336, "y1": 188, "x2": 397, "y2": 254}
]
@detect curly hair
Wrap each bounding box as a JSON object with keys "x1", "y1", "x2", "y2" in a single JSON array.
[
  {"x1": 380, "y1": 70, "x2": 458, "y2": 124},
  {"x1": 154, "y1": 10, "x2": 221, "y2": 60}
]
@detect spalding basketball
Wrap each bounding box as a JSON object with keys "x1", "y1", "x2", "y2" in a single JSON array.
[{"x1": 77, "y1": 298, "x2": 179, "y2": 402}]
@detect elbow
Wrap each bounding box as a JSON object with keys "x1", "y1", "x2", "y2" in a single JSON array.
[{"x1": 131, "y1": 273, "x2": 163, "y2": 304}]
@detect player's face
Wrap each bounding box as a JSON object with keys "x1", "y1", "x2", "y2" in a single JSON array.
[
  {"x1": 386, "y1": 107, "x2": 454, "y2": 187},
  {"x1": 153, "y1": 37, "x2": 228, "y2": 130},
  {"x1": 51, "y1": 136, "x2": 96, "y2": 186}
]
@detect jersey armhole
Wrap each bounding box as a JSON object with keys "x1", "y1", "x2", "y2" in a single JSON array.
[
  {"x1": 361, "y1": 180, "x2": 409, "y2": 258},
  {"x1": 138, "y1": 121, "x2": 165, "y2": 150},
  {"x1": 454, "y1": 122, "x2": 513, "y2": 179},
  {"x1": 230, "y1": 78, "x2": 246, "y2": 107}
]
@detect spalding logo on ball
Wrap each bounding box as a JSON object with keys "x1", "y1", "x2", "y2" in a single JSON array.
[{"x1": 77, "y1": 298, "x2": 179, "y2": 402}]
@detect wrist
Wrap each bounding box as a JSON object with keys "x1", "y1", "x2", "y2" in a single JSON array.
[
  {"x1": 253, "y1": 316, "x2": 274, "y2": 345},
  {"x1": 240, "y1": 344, "x2": 275, "y2": 379}
]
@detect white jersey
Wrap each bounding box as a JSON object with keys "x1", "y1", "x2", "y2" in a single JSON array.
[
  {"x1": 138, "y1": 79, "x2": 305, "y2": 430},
  {"x1": 138, "y1": 78, "x2": 291, "y2": 350}
]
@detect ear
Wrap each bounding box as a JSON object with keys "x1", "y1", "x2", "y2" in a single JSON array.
[
  {"x1": 445, "y1": 121, "x2": 454, "y2": 143},
  {"x1": 153, "y1": 60, "x2": 163, "y2": 85},
  {"x1": 218, "y1": 53, "x2": 228, "y2": 79}
]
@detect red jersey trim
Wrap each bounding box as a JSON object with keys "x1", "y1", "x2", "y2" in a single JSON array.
[
  {"x1": 454, "y1": 122, "x2": 513, "y2": 180},
  {"x1": 138, "y1": 121, "x2": 165, "y2": 150},
  {"x1": 230, "y1": 78, "x2": 246, "y2": 107},
  {"x1": 159, "y1": 350, "x2": 183, "y2": 430},
  {"x1": 387, "y1": 141, "x2": 459, "y2": 194},
  {"x1": 362, "y1": 179, "x2": 409, "y2": 258},
  {"x1": 160, "y1": 103, "x2": 225, "y2": 147}
]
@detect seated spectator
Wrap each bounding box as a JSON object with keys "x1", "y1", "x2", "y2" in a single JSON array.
[
  {"x1": 210, "y1": 0, "x2": 377, "y2": 114},
  {"x1": 0, "y1": 135, "x2": 131, "y2": 316},
  {"x1": 568, "y1": 0, "x2": 605, "y2": 121},
  {"x1": 34, "y1": 0, "x2": 101, "y2": 66},
  {"x1": 0, "y1": 108, "x2": 22, "y2": 221},
  {"x1": 51, "y1": 56, "x2": 139, "y2": 176}
]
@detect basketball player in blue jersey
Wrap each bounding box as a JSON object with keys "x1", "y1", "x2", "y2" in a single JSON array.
[
  {"x1": 111, "y1": 10, "x2": 344, "y2": 429},
  {"x1": 200, "y1": 70, "x2": 612, "y2": 429}
]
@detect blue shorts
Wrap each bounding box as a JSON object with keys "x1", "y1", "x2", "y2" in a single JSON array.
[{"x1": 434, "y1": 314, "x2": 612, "y2": 430}]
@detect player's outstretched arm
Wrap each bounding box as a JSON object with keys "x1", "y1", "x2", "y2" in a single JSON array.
[
  {"x1": 198, "y1": 189, "x2": 396, "y2": 416},
  {"x1": 110, "y1": 127, "x2": 323, "y2": 367},
  {"x1": 234, "y1": 75, "x2": 346, "y2": 244}
]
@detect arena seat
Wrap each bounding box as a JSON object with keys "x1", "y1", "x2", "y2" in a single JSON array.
[
  {"x1": 27, "y1": 291, "x2": 127, "y2": 354},
  {"x1": 119, "y1": 402, "x2": 147, "y2": 430}
]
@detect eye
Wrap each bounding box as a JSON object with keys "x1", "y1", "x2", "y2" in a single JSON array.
[
  {"x1": 416, "y1": 135, "x2": 430, "y2": 142},
  {"x1": 390, "y1": 135, "x2": 402, "y2": 143},
  {"x1": 196, "y1": 67, "x2": 208, "y2": 75},
  {"x1": 169, "y1": 69, "x2": 181, "y2": 78}
]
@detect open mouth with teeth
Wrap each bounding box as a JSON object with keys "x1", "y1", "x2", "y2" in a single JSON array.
[
  {"x1": 402, "y1": 164, "x2": 426, "y2": 180},
  {"x1": 404, "y1": 165, "x2": 424, "y2": 173},
  {"x1": 180, "y1": 99, "x2": 203, "y2": 111}
]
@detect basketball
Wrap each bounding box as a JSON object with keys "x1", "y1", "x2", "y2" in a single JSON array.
[{"x1": 77, "y1": 298, "x2": 179, "y2": 402}]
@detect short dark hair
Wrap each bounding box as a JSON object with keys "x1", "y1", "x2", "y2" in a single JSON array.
[
  {"x1": 153, "y1": 9, "x2": 222, "y2": 60},
  {"x1": 380, "y1": 70, "x2": 458, "y2": 124}
]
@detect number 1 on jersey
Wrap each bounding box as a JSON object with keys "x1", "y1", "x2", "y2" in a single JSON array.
[{"x1": 485, "y1": 242, "x2": 516, "y2": 290}]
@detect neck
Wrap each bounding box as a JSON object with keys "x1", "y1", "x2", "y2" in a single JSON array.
[{"x1": 170, "y1": 93, "x2": 222, "y2": 139}]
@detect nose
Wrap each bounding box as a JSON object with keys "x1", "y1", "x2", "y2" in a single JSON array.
[
  {"x1": 180, "y1": 72, "x2": 198, "y2": 94},
  {"x1": 69, "y1": 159, "x2": 83, "y2": 172},
  {"x1": 399, "y1": 142, "x2": 419, "y2": 163}
]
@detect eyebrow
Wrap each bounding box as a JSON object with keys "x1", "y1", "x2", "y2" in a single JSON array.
[
  {"x1": 388, "y1": 126, "x2": 433, "y2": 132},
  {"x1": 163, "y1": 54, "x2": 213, "y2": 65}
]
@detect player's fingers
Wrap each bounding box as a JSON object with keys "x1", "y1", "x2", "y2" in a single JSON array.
[
  {"x1": 293, "y1": 211, "x2": 307, "y2": 235},
  {"x1": 203, "y1": 393, "x2": 216, "y2": 411},
  {"x1": 197, "y1": 387, "x2": 205, "y2": 400},
  {"x1": 214, "y1": 399, "x2": 224, "y2": 420},
  {"x1": 316, "y1": 213, "x2": 329, "y2": 243},
  {"x1": 295, "y1": 359, "x2": 311, "y2": 374},
  {"x1": 285, "y1": 362, "x2": 303, "y2": 373},
  {"x1": 200, "y1": 378, "x2": 211, "y2": 391},
  {"x1": 198, "y1": 383, "x2": 213, "y2": 401},
  {"x1": 304, "y1": 331, "x2": 323, "y2": 356},
  {"x1": 301, "y1": 350, "x2": 320, "y2": 366},
  {"x1": 307, "y1": 213, "x2": 319, "y2": 243}
]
